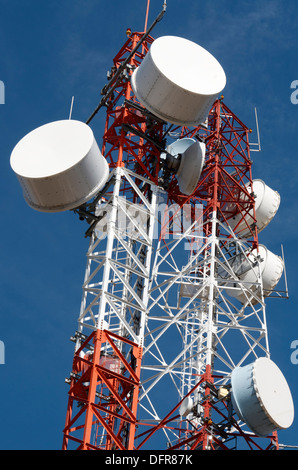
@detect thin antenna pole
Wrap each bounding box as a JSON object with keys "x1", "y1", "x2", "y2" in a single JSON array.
[
  {"x1": 144, "y1": 0, "x2": 150, "y2": 32},
  {"x1": 255, "y1": 107, "x2": 261, "y2": 152},
  {"x1": 281, "y1": 244, "x2": 289, "y2": 298},
  {"x1": 69, "y1": 96, "x2": 74, "y2": 120},
  {"x1": 249, "y1": 107, "x2": 262, "y2": 152}
]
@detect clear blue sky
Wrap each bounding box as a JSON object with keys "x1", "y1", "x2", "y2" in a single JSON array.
[{"x1": 1, "y1": 0, "x2": 298, "y2": 450}]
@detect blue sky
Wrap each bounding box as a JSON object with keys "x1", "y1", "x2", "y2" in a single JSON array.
[{"x1": 1, "y1": 0, "x2": 298, "y2": 450}]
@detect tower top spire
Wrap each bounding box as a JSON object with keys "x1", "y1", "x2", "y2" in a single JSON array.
[{"x1": 144, "y1": 0, "x2": 150, "y2": 32}]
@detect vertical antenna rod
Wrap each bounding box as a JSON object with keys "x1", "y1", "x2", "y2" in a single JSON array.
[
  {"x1": 281, "y1": 244, "x2": 289, "y2": 298},
  {"x1": 69, "y1": 96, "x2": 74, "y2": 120},
  {"x1": 144, "y1": 0, "x2": 151, "y2": 31},
  {"x1": 254, "y1": 107, "x2": 261, "y2": 151},
  {"x1": 250, "y1": 107, "x2": 262, "y2": 152}
]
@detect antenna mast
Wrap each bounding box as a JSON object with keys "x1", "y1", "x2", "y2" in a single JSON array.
[
  {"x1": 61, "y1": 28, "x2": 292, "y2": 448},
  {"x1": 9, "y1": 0, "x2": 294, "y2": 453},
  {"x1": 144, "y1": 0, "x2": 150, "y2": 31}
]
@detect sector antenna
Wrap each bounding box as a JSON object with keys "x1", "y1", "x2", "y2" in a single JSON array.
[{"x1": 10, "y1": 1, "x2": 294, "y2": 451}]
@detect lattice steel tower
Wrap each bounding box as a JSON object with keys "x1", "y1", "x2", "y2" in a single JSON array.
[
  {"x1": 10, "y1": 1, "x2": 294, "y2": 452},
  {"x1": 60, "y1": 7, "x2": 293, "y2": 449}
]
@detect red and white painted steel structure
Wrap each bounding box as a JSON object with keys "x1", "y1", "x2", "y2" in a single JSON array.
[{"x1": 62, "y1": 10, "x2": 283, "y2": 451}]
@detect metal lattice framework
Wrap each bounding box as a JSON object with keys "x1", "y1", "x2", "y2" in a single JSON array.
[{"x1": 62, "y1": 29, "x2": 281, "y2": 451}]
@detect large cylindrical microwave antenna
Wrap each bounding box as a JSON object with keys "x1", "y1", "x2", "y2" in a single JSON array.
[
  {"x1": 229, "y1": 179, "x2": 280, "y2": 237},
  {"x1": 231, "y1": 357, "x2": 294, "y2": 437},
  {"x1": 10, "y1": 120, "x2": 109, "y2": 212},
  {"x1": 131, "y1": 35, "x2": 226, "y2": 126},
  {"x1": 225, "y1": 245, "x2": 284, "y2": 304}
]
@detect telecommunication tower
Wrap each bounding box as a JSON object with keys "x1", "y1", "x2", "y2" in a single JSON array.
[{"x1": 10, "y1": 1, "x2": 294, "y2": 451}]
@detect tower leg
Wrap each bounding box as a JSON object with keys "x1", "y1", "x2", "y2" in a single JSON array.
[{"x1": 63, "y1": 329, "x2": 143, "y2": 450}]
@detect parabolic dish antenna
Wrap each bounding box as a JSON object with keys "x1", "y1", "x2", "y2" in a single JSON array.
[
  {"x1": 131, "y1": 35, "x2": 226, "y2": 126},
  {"x1": 179, "y1": 396, "x2": 194, "y2": 417},
  {"x1": 10, "y1": 119, "x2": 109, "y2": 212},
  {"x1": 229, "y1": 179, "x2": 280, "y2": 238},
  {"x1": 166, "y1": 138, "x2": 205, "y2": 195},
  {"x1": 231, "y1": 357, "x2": 294, "y2": 437},
  {"x1": 225, "y1": 244, "x2": 284, "y2": 304}
]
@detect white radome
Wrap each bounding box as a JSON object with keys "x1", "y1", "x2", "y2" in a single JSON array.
[
  {"x1": 10, "y1": 119, "x2": 109, "y2": 212},
  {"x1": 231, "y1": 357, "x2": 294, "y2": 436},
  {"x1": 131, "y1": 35, "x2": 226, "y2": 126}
]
